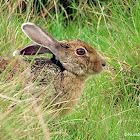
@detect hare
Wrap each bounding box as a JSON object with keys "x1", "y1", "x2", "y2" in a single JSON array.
[{"x1": 0, "y1": 23, "x2": 106, "y2": 119}]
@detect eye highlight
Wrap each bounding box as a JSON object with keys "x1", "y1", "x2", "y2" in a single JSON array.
[{"x1": 75, "y1": 48, "x2": 86, "y2": 56}]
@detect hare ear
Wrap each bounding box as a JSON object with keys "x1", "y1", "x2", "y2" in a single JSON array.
[
  {"x1": 19, "y1": 44, "x2": 53, "y2": 55},
  {"x1": 21, "y1": 23, "x2": 61, "y2": 55}
]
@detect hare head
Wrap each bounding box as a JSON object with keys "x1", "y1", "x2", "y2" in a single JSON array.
[{"x1": 20, "y1": 23, "x2": 106, "y2": 78}]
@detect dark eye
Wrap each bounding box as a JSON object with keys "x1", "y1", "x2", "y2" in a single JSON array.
[{"x1": 75, "y1": 48, "x2": 86, "y2": 56}]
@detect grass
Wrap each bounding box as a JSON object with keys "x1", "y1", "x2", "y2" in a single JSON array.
[{"x1": 0, "y1": 0, "x2": 140, "y2": 139}]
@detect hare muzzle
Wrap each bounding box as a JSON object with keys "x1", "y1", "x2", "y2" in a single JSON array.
[
  {"x1": 90, "y1": 52, "x2": 106, "y2": 75},
  {"x1": 101, "y1": 58, "x2": 106, "y2": 67}
]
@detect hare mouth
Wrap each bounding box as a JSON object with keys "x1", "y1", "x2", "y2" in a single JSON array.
[{"x1": 51, "y1": 55, "x2": 65, "y2": 72}]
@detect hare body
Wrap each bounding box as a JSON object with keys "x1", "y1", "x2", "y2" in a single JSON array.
[
  {"x1": 29, "y1": 56, "x2": 84, "y2": 118},
  {"x1": 0, "y1": 23, "x2": 106, "y2": 119}
]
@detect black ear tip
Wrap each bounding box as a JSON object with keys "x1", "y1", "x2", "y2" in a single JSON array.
[
  {"x1": 19, "y1": 49, "x2": 30, "y2": 55},
  {"x1": 20, "y1": 50, "x2": 26, "y2": 55},
  {"x1": 19, "y1": 50, "x2": 23, "y2": 55}
]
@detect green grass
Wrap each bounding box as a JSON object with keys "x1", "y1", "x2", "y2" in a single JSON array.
[{"x1": 0, "y1": 0, "x2": 140, "y2": 139}]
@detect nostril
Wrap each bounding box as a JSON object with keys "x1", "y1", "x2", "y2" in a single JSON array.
[{"x1": 102, "y1": 61, "x2": 106, "y2": 67}]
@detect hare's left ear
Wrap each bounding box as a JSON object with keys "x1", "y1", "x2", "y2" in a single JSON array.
[
  {"x1": 21, "y1": 22, "x2": 64, "y2": 58},
  {"x1": 19, "y1": 44, "x2": 53, "y2": 55}
]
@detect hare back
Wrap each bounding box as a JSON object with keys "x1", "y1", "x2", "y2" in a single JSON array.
[
  {"x1": 0, "y1": 57, "x2": 29, "y2": 81},
  {"x1": 30, "y1": 56, "x2": 62, "y2": 84}
]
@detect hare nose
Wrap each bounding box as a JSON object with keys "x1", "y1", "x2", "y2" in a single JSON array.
[
  {"x1": 102, "y1": 63, "x2": 106, "y2": 67},
  {"x1": 102, "y1": 59, "x2": 106, "y2": 67}
]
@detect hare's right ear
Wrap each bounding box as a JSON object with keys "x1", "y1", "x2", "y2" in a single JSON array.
[
  {"x1": 19, "y1": 44, "x2": 53, "y2": 55},
  {"x1": 21, "y1": 23, "x2": 61, "y2": 57}
]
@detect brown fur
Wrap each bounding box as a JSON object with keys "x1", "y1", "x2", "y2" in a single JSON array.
[{"x1": 0, "y1": 23, "x2": 106, "y2": 119}]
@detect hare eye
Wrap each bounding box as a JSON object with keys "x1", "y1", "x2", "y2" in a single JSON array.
[{"x1": 75, "y1": 48, "x2": 86, "y2": 56}]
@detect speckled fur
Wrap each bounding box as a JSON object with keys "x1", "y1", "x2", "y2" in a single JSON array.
[
  {"x1": 0, "y1": 23, "x2": 106, "y2": 119},
  {"x1": 27, "y1": 56, "x2": 85, "y2": 118}
]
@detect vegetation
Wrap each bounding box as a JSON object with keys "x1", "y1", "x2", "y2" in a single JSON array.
[{"x1": 0, "y1": 0, "x2": 139, "y2": 139}]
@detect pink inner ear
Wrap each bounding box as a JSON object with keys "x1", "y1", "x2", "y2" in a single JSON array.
[{"x1": 20, "y1": 44, "x2": 53, "y2": 55}]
